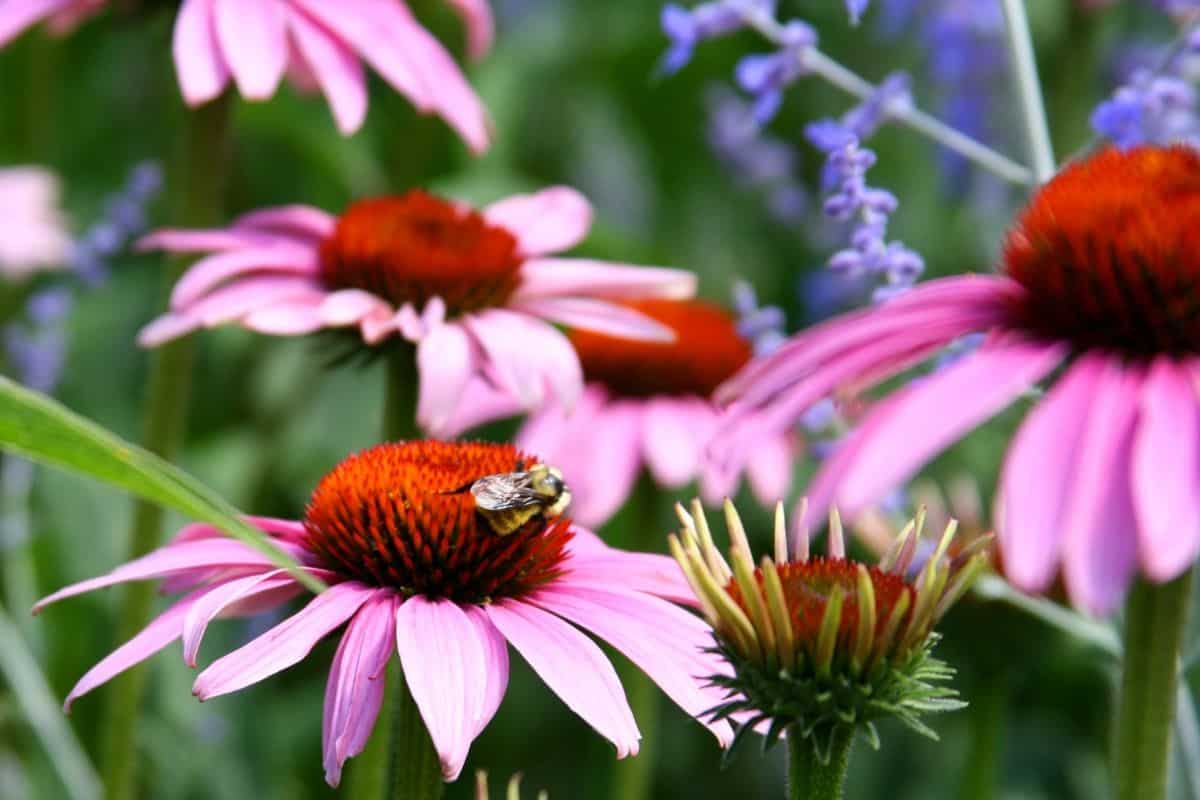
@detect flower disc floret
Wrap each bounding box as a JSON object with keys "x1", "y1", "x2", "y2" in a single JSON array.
[
  {"x1": 319, "y1": 192, "x2": 524, "y2": 316},
  {"x1": 1004, "y1": 145, "x2": 1200, "y2": 356},
  {"x1": 304, "y1": 441, "x2": 571, "y2": 604},
  {"x1": 570, "y1": 299, "x2": 752, "y2": 398}
]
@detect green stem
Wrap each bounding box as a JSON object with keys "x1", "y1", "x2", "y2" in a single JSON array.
[
  {"x1": 999, "y1": 0, "x2": 1056, "y2": 182},
  {"x1": 389, "y1": 663, "x2": 444, "y2": 800},
  {"x1": 383, "y1": 344, "x2": 419, "y2": 441},
  {"x1": 99, "y1": 93, "x2": 233, "y2": 800},
  {"x1": 1115, "y1": 569, "x2": 1195, "y2": 800},
  {"x1": 788, "y1": 726, "x2": 854, "y2": 800},
  {"x1": 609, "y1": 479, "x2": 666, "y2": 800},
  {"x1": 958, "y1": 674, "x2": 1007, "y2": 800}
]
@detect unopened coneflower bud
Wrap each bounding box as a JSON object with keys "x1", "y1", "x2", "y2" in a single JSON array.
[{"x1": 669, "y1": 498, "x2": 990, "y2": 765}]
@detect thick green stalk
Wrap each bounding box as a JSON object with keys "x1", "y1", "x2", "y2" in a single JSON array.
[
  {"x1": 609, "y1": 479, "x2": 666, "y2": 800},
  {"x1": 99, "y1": 93, "x2": 233, "y2": 800},
  {"x1": 1115, "y1": 570, "x2": 1195, "y2": 800},
  {"x1": 788, "y1": 726, "x2": 854, "y2": 800},
  {"x1": 389, "y1": 663, "x2": 444, "y2": 800}
]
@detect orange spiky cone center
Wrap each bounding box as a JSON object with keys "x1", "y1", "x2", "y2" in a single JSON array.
[
  {"x1": 319, "y1": 191, "x2": 524, "y2": 315},
  {"x1": 303, "y1": 441, "x2": 571, "y2": 604},
  {"x1": 1003, "y1": 145, "x2": 1200, "y2": 357},
  {"x1": 570, "y1": 299, "x2": 753, "y2": 398}
]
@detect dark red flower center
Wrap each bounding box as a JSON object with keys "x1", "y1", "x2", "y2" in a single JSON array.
[
  {"x1": 570, "y1": 299, "x2": 753, "y2": 398},
  {"x1": 303, "y1": 441, "x2": 571, "y2": 604},
  {"x1": 1003, "y1": 145, "x2": 1200, "y2": 357},
  {"x1": 318, "y1": 191, "x2": 524, "y2": 316},
  {"x1": 727, "y1": 558, "x2": 915, "y2": 661}
]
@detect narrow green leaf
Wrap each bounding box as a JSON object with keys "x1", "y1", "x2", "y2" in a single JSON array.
[
  {"x1": 0, "y1": 377, "x2": 323, "y2": 593},
  {"x1": 0, "y1": 603, "x2": 101, "y2": 800}
]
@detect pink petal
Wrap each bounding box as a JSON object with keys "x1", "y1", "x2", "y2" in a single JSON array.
[
  {"x1": 64, "y1": 591, "x2": 202, "y2": 711},
  {"x1": 193, "y1": 582, "x2": 378, "y2": 700},
  {"x1": 485, "y1": 600, "x2": 639, "y2": 757},
  {"x1": 319, "y1": 289, "x2": 391, "y2": 326},
  {"x1": 564, "y1": 543, "x2": 697, "y2": 607},
  {"x1": 171, "y1": 244, "x2": 320, "y2": 309},
  {"x1": 172, "y1": 0, "x2": 230, "y2": 105},
  {"x1": 641, "y1": 398, "x2": 713, "y2": 488},
  {"x1": 181, "y1": 570, "x2": 301, "y2": 667},
  {"x1": 546, "y1": 401, "x2": 642, "y2": 528},
  {"x1": 416, "y1": 322, "x2": 476, "y2": 437},
  {"x1": 444, "y1": 0, "x2": 494, "y2": 60},
  {"x1": 323, "y1": 594, "x2": 396, "y2": 787},
  {"x1": 232, "y1": 204, "x2": 336, "y2": 240},
  {"x1": 184, "y1": 276, "x2": 326, "y2": 327},
  {"x1": 531, "y1": 584, "x2": 732, "y2": 744},
  {"x1": 1060, "y1": 361, "x2": 1143, "y2": 614},
  {"x1": 998, "y1": 355, "x2": 1105, "y2": 592},
  {"x1": 511, "y1": 297, "x2": 675, "y2": 342},
  {"x1": 213, "y1": 0, "x2": 288, "y2": 100},
  {"x1": 463, "y1": 607, "x2": 509, "y2": 738},
  {"x1": 483, "y1": 188, "x2": 593, "y2": 257},
  {"x1": 287, "y1": 7, "x2": 369, "y2": 135},
  {"x1": 396, "y1": 597, "x2": 491, "y2": 781},
  {"x1": 242, "y1": 297, "x2": 327, "y2": 335},
  {"x1": 464, "y1": 310, "x2": 582, "y2": 412},
  {"x1": 745, "y1": 430, "x2": 795, "y2": 505},
  {"x1": 0, "y1": 0, "x2": 74, "y2": 46},
  {"x1": 138, "y1": 311, "x2": 202, "y2": 347},
  {"x1": 436, "y1": 377, "x2": 527, "y2": 438},
  {"x1": 515, "y1": 258, "x2": 697, "y2": 302},
  {"x1": 137, "y1": 227, "x2": 285, "y2": 253},
  {"x1": 816, "y1": 338, "x2": 1066, "y2": 517},
  {"x1": 1133, "y1": 357, "x2": 1200, "y2": 581},
  {"x1": 33, "y1": 539, "x2": 281, "y2": 613}
]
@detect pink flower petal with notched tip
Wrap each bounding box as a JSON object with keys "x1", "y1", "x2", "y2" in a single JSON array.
[
  {"x1": 813, "y1": 338, "x2": 1066, "y2": 517},
  {"x1": 465, "y1": 310, "x2": 582, "y2": 412},
  {"x1": 287, "y1": 6, "x2": 369, "y2": 135},
  {"x1": 516, "y1": 259, "x2": 697, "y2": 302},
  {"x1": 417, "y1": 321, "x2": 476, "y2": 437},
  {"x1": 396, "y1": 597, "x2": 492, "y2": 781},
  {"x1": 64, "y1": 590, "x2": 204, "y2": 711},
  {"x1": 193, "y1": 582, "x2": 377, "y2": 700},
  {"x1": 173, "y1": 0, "x2": 229, "y2": 105},
  {"x1": 531, "y1": 584, "x2": 733, "y2": 745},
  {"x1": 213, "y1": 0, "x2": 288, "y2": 100},
  {"x1": 485, "y1": 599, "x2": 640, "y2": 758},
  {"x1": 484, "y1": 187, "x2": 593, "y2": 257},
  {"x1": 445, "y1": 0, "x2": 494, "y2": 60},
  {"x1": 1060, "y1": 362, "x2": 1143, "y2": 615},
  {"x1": 512, "y1": 297, "x2": 675, "y2": 342},
  {"x1": 1133, "y1": 357, "x2": 1200, "y2": 582},
  {"x1": 998, "y1": 354, "x2": 1105, "y2": 593},
  {"x1": 323, "y1": 593, "x2": 396, "y2": 787}
]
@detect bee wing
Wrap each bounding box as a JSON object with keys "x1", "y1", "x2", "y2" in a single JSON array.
[{"x1": 470, "y1": 473, "x2": 542, "y2": 511}]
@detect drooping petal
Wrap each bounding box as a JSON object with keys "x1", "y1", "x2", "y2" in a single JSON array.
[
  {"x1": 232, "y1": 204, "x2": 337, "y2": 240},
  {"x1": 136, "y1": 228, "x2": 278, "y2": 253},
  {"x1": 818, "y1": 338, "x2": 1066, "y2": 517},
  {"x1": 287, "y1": 6, "x2": 369, "y2": 135},
  {"x1": 483, "y1": 188, "x2": 593, "y2": 257},
  {"x1": 744, "y1": 430, "x2": 795, "y2": 505},
  {"x1": 1133, "y1": 357, "x2": 1200, "y2": 581},
  {"x1": 1060, "y1": 361, "x2": 1143, "y2": 614},
  {"x1": 323, "y1": 594, "x2": 396, "y2": 787},
  {"x1": 515, "y1": 258, "x2": 697, "y2": 302},
  {"x1": 33, "y1": 539, "x2": 285, "y2": 613},
  {"x1": 463, "y1": 606, "x2": 509, "y2": 738},
  {"x1": 530, "y1": 584, "x2": 732, "y2": 744},
  {"x1": 444, "y1": 0, "x2": 494, "y2": 60},
  {"x1": 64, "y1": 591, "x2": 202, "y2": 710},
  {"x1": 416, "y1": 321, "x2": 476, "y2": 437},
  {"x1": 186, "y1": 276, "x2": 327, "y2": 327},
  {"x1": 541, "y1": 400, "x2": 643, "y2": 528},
  {"x1": 172, "y1": 0, "x2": 230, "y2": 105},
  {"x1": 998, "y1": 355, "x2": 1105, "y2": 592},
  {"x1": 213, "y1": 0, "x2": 288, "y2": 100},
  {"x1": 564, "y1": 546, "x2": 697, "y2": 607},
  {"x1": 641, "y1": 398, "x2": 714, "y2": 488},
  {"x1": 138, "y1": 311, "x2": 204, "y2": 347},
  {"x1": 435, "y1": 377, "x2": 527, "y2": 438},
  {"x1": 485, "y1": 600, "x2": 640, "y2": 757},
  {"x1": 0, "y1": 0, "x2": 75, "y2": 46},
  {"x1": 181, "y1": 570, "x2": 304, "y2": 667},
  {"x1": 395, "y1": 597, "x2": 490, "y2": 781},
  {"x1": 511, "y1": 297, "x2": 675, "y2": 342},
  {"x1": 169, "y1": 245, "x2": 320, "y2": 309},
  {"x1": 319, "y1": 289, "x2": 392, "y2": 326},
  {"x1": 242, "y1": 297, "x2": 328, "y2": 335},
  {"x1": 465, "y1": 310, "x2": 582, "y2": 412},
  {"x1": 193, "y1": 582, "x2": 377, "y2": 700}
]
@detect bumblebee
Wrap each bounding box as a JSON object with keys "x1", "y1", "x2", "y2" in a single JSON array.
[{"x1": 467, "y1": 463, "x2": 572, "y2": 536}]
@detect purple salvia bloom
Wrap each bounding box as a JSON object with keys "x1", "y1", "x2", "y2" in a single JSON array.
[
  {"x1": 845, "y1": 0, "x2": 870, "y2": 25},
  {"x1": 731, "y1": 278, "x2": 787, "y2": 355},
  {"x1": 1092, "y1": 64, "x2": 1200, "y2": 149},
  {"x1": 734, "y1": 20, "x2": 817, "y2": 123},
  {"x1": 660, "y1": 1, "x2": 760, "y2": 74}
]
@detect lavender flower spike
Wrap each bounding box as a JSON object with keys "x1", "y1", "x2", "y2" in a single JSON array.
[
  {"x1": 661, "y1": 1, "x2": 769, "y2": 74},
  {"x1": 734, "y1": 20, "x2": 818, "y2": 123}
]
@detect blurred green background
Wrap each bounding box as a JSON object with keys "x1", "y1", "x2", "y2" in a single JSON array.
[{"x1": 1, "y1": 1, "x2": 1196, "y2": 798}]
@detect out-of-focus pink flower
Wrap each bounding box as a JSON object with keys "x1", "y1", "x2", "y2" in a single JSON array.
[
  {"x1": 136, "y1": 187, "x2": 696, "y2": 436},
  {"x1": 0, "y1": 0, "x2": 494, "y2": 146},
  {"x1": 511, "y1": 299, "x2": 796, "y2": 527},
  {"x1": 35, "y1": 441, "x2": 730, "y2": 785},
  {"x1": 0, "y1": 166, "x2": 71, "y2": 278},
  {"x1": 717, "y1": 145, "x2": 1200, "y2": 615}
]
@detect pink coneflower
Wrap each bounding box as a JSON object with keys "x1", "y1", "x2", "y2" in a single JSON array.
[
  {"x1": 718, "y1": 145, "x2": 1200, "y2": 614},
  {"x1": 35, "y1": 441, "x2": 731, "y2": 785},
  {"x1": 137, "y1": 188, "x2": 696, "y2": 436},
  {"x1": 0, "y1": 1, "x2": 493, "y2": 145},
  {"x1": 514, "y1": 299, "x2": 796, "y2": 527},
  {"x1": 0, "y1": 166, "x2": 71, "y2": 278}
]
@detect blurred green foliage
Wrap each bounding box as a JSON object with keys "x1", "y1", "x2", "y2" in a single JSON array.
[{"x1": 1, "y1": 1, "x2": 1197, "y2": 798}]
